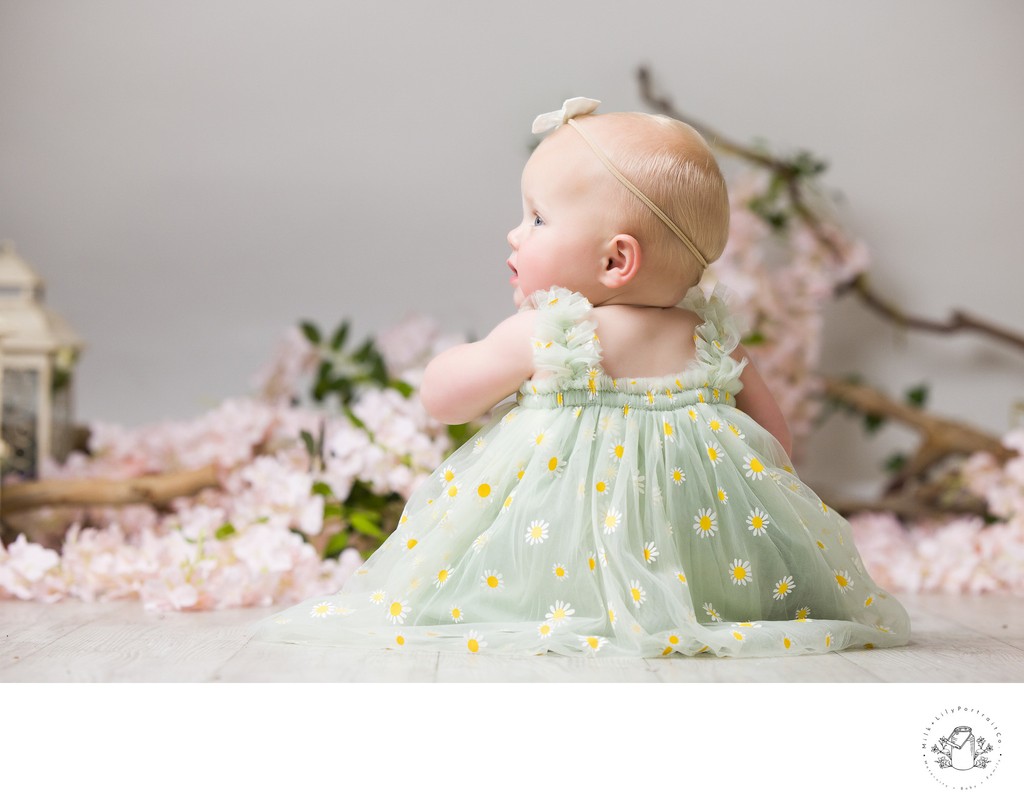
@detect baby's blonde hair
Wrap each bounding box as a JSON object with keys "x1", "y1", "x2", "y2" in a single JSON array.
[{"x1": 582, "y1": 113, "x2": 730, "y2": 291}]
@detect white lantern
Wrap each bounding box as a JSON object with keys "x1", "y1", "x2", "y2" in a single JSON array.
[{"x1": 0, "y1": 242, "x2": 83, "y2": 479}]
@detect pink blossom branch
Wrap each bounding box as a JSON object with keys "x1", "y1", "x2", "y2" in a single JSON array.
[{"x1": 637, "y1": 66, "x2": 1024, "y2": 354}]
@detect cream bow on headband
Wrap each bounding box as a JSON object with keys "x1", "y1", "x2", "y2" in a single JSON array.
[
  {"x1": 531, "y1": 96, "x2": 601, "y2": 134},
  {"x1": 530, "y1": 96, "x2": 709, "y2": 270}
]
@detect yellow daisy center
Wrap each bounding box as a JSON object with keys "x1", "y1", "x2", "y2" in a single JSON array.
[
  {"x1": 631, "y1": 588, "x2": 641, "y2": 602},
  {"x1": 548, "y1": 457, "x2": 559, "y2": 471},
  {"x1": 451, "y1": 609, "x2": 461, "y2": 620},
  {"x1": 699, "y1": 516, "x2": 713, "y2": 531},
  {"x1": 733, "y1": 566, "x2": 747, "y2": 580},
  {"x1": 783, "y1": 637, "x2": 792, "y2": 649},
  {"x1": 836, "y1": 574, "x2": 849, "y2": 588},
  {"x1": 613, "y1": 445, "x2": 624, "y2": 459},
  {"x1": 751, "y1": 517, "x2": 764, "y2": 529},
  {"x1": 664, "y1": 423, "x2": 673, "y2": 436},
  {"x1": 534, "y1": 433, "x2": 545, "y2": 445},
  {"x1": 539, "y1": 624, "x2": 551, "y2": 636},
  {"x1": 586, "y1": 637, "x2": 600, "y2": 650},
  {"x1": 732, "y1": 631, "x2": 744, "y2": 641},
  {"x1": 406, "y1": 538, "x2": 418, "y2": 550},
  {"x1": 396, "y1": 635, "x2": 405, "y2": 646},
  {"x1": 477, "y1": 483, "x2": 491, "y2": 498},
  {"x1": 676, "y1": 573, "x2": 686, "y2": 583},
  {"x1": 447, "y1": 485, "x2": 458, "y2": 497},
  {"x1": 669, "y1": 635, "x2": 680, "y2": 644},
  {"x1": 552, "y1": 608, "x2": 565, "y2": 621},
  {"x1": 389, "y1": 602, "x2": 403, "y2": 617},
  {"x1": 749, "y1": 457, "x2": 764, "y2": 473},
  {"x1": 707, "y1": 447, "x2": 719, "y2": 462},
  {"x1": 444, "y1": 469, "x2": 455, "y2": 482},
  {"x1": 673, "y1": 470, "x2": 683, "y2": 482},
  {"x1": 437, "y1": 569, "x2": 448, "y2": 583},
  {"x1": 467, "y1": 638, "x2": 480, "y2": 653},
  {"x1": 555, "y1": 567, "x2": 566, "y2": 578},
  {"x1": 709, "y1": 420, "x2": 721, "y2": 431},
  {"x1": 605, "y1": 514, "x2": 617, "y2": 528},
  {"x1": 486, "y1": 575, "x2": 499, "y2": 588},
  {"x1": 644, "y1": 548, "x2": 652, "y2": 561},
  {"x1": 503, "y1": 496, "x2": 513, "y2": 509},
  {"x1": 530, "y1": 525, "x2": 544, "y2": 539},
  {"x1": 777, "y1": 582, "x2": 789, "y2": 594},
  {"x1": 595, "y1": 481, "x2": 606, "y2": 493}
]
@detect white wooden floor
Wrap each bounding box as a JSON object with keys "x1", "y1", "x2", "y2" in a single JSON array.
[{"x1": 1, "y1": 593, "x2": 1022, "y2": 682}]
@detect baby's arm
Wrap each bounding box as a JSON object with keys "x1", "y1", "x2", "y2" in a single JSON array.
[
  {"x1": 732, "y1": 346, "x2": 793, "y2": 457},
  {"x1": 420, "y1": 310, "x2": 537, "y2": 425}
]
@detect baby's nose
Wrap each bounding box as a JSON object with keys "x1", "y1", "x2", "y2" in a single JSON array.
[{"x1": 507, "y1": 225, "x2": 520, "y2": 249}]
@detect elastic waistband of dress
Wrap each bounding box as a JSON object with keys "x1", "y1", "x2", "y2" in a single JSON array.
[{"x1": 515, "y1": 385, "x2": 737, "y2": 412}]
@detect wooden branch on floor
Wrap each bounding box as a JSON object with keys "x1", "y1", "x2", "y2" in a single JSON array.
[{"x1": 1, "y1": 464, "x2": 221, "y2": 514}]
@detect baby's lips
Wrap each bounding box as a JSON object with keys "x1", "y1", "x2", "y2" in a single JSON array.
[{"x1": 507, "y1": 258, "x2": 518, "y2": 276}]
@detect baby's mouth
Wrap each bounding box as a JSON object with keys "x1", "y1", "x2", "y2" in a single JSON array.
[{"x1": 507, "y1": 259, "x2": 518, "y2": 279}]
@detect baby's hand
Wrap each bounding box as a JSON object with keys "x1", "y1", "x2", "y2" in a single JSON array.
[{"x1": 420, "y1": 310, "x2": 537, "y2": 425}]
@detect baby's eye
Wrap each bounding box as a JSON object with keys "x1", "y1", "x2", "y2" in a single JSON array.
[{"x1": 532, "y1": 213, "x2": 544, "y2": 226}]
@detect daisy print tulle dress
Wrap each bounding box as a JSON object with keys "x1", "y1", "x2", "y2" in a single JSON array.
[{"x1": 255, "y1": 285, "x2": 911, "y2": 658}]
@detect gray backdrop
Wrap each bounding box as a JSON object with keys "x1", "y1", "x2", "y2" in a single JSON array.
[{"x1": 1, "y1": 0, "x2": 1022, "y2": 498}]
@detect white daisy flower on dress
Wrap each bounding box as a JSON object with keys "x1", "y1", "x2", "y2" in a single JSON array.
[
  {"x1": 609, "y1": 443, "x2": 626, "y2": 462},
  {"x1": 642, "y1": 542, "x2": 659, "y2": 564},
  {"x1": 369, "y1": 589, "x2": 386, "y2": 605},
  {"x1": 552, "y1": 562, "x2": 569, "y2": 581},
  {"x1": 587, "y1": 553, "x2": 597, "y2": 572},
  {"x1": 501, "y1": 493, "x2": 515, "y2": 513},
  {"x1": 743, "y1": 455, "x2": 767, "y2": 480},
  {"x1": 875, "y1": 624, "x2": 892, "y2": 633},
  {"x1": 443, "y1": 483, "x2": 460, "y2": 500},
  {"x1": 707, "y1": 417, "x2": 724, "y2": 433},
  {"x1": 603, "y1": 507, "x2": 622, "y2": 534},
  {"x1": 717, "y1": 487, "x2": 729, "y2": 505},
  {"x1": 662, "y1": 420, "x2": 676, "y2": 443},
  {"x1": 546, "y1": 601, "x2": 575, "y2": 623},
  {"x1": 703, "y1": 602, "x2": 722, "y2": 622},
  {"x1": 705, "y1": 441, "x2": 724, "y2": 465},
  {"x1": 472, "y1": 437, "x2": 486, "y2": 453},
  {"x1": 472, "y1": 532, "x2": 490, "y2": 552},
  {"x1": 386, "y1": 599, "x2": 410, "y2": 625},
  {"x1": 481, "y1": 570, "x2": 504, "y2": 591},
  {"x1": 628, "y1": 580, "x2": 646, "y2": 606},
  {"x1": 525, "y1": 519, "x2": 549, "y2": 545},
  {"x1": 530, "y1": 430, "x2": 548, "y2": 447},
  {"x1": 864, "y1": 594, "x2": 875, "y2": 607},
  {"x1": 449, "y1": 606, "x2": 464, "y2": 623},
  {"x1": 773, "y1": 576, "x2": 795, "y2": 599},
  {"x1": 652, "y1": 482, "x2": 663, "y2": 504},
  {"x1": 572, "y1": 406, "x2": 583, "y2": 419},
  {"x1": 475, "y1": 482, "x2": 494, "y2": 503},
  {"x1": 632, "y1": 473, "x2": 645, "y2": 494},
  {"x1": 795, "y1": 606, "x2": 812, "y2": 620},
  {"x1": 439, "y1": 465, "x2": 457, "y2": 485},
  {"x1": 746, "y1": 508, "x2": 770, "y2": 536},
  {"x1": 434, "y1": 567, "x2": 453, "y2": 589},
  {"x1": 545, "y1": 455, "x2": 566, "y2": 478},
  {"x1": 501, "y1": 409, "x2": 518, "y2": 426},
  {"x1": 580, "y1": 635, "x2": 608, "y2": 653},
  {"x1": 728, "y1": 423, "x2": 745, "y2": 439},
  {"x1": 675, "y1": 571, "x2": 687, "y2": 584},
  {"x1": 537, "y1": 622, "x2": 554, "y2": 639},
  {"x1": 599, "y1": 549, "x2": 608, "y2": 568},
  {"x1": 729, "y1": 559, "x2": 752, "y2": 585},
  {"x1": 310, "y1": 601, "x2": 334, "y2": 619},
  {"x1": 465, "y1": 631, "x2": 487, "y2": 653},
  {"x1": 824, "y1": 631, "x2": 834, "y2": 648},
  {"x1": 402, "y1": 534, "x2": 419, "y2": 551},
  {"x1": 670, "y1": 467, "x2": 686, "y2": 485},
  {"x1": 687, "y1": 407, "x2": 699, "y2": 422},
  {"x1": 833, "y1": 569, "x2": 854, "y2": 592},
  {"x1": 693, "y1": 508, "x2": 718, "y2": 538},
  {"x1": 607, "y1": 605, "x2": 618, "y2": 626}
]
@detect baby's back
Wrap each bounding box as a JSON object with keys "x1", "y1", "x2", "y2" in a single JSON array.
[{"x1": 588, "y1": 304, "x2": 703, "y2": 380}]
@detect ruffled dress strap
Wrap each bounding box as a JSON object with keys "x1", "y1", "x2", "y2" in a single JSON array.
[
  {"x1": 518, "y1": 286, "x2": 602, "y2": 381},
  {"x1": 681, "y1": 284, "x2": 748, "y2": 390}
]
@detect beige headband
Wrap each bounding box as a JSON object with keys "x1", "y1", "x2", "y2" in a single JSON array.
[{"x1": 531, "y1": 97, "x2": 709, "y2": 270}]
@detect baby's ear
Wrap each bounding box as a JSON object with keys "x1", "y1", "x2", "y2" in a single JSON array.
[{"x1": 601, "y1": 233, "x2": 642, "y2": 289}]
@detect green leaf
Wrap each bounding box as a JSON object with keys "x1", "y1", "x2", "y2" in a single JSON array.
[
  {"x1": 330, "y1": 322, "x2": 350, "y2": 351},
  {"x1": 300, "y1": 430, "x2": 316, "y2": 457},
  {"x1": 323, "y1": 531, "x2": 349, "y2": 559},
  {"x1": 214, "y1": 523, "x2": 236, "y2": 540},
  {"x1": 864, "y1": 413, "x2": 885, "y2": 433},
  {"x1": 884, "y1": 452, "x2": 907, "y2": 472},
  {"x1": 300, "y1": 321, "x2": 322, "y2": 345},
  {"x1": 344, "y1": 405, "x2": 367, "y2": 431},
  {"x1": 389, "y1": 379, "x2": 415, "y2": 398},
  {"x1": 350, "y1": 511, "x2": 384, "y2": 538},
  {"x1": 742, "y1": 331, "x2": 766, "y2": 346},
  {"x1": 324, "y1": 502, "x2": 344, "y2": 520},
  {"x1": 311, "y1": 481, "x2": 334, "y2": 498},
  {"x1": 905, "y1": 384, "x2": 929, "y2": 409}
]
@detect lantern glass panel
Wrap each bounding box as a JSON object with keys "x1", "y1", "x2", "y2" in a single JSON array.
[{"x1": 2, "y1": 367, "x2": 41, "y2": 478}]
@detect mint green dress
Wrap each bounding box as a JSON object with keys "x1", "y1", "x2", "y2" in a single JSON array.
[{"x1": 255, "y1": 285, "x2": 911, "y2": 657}]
